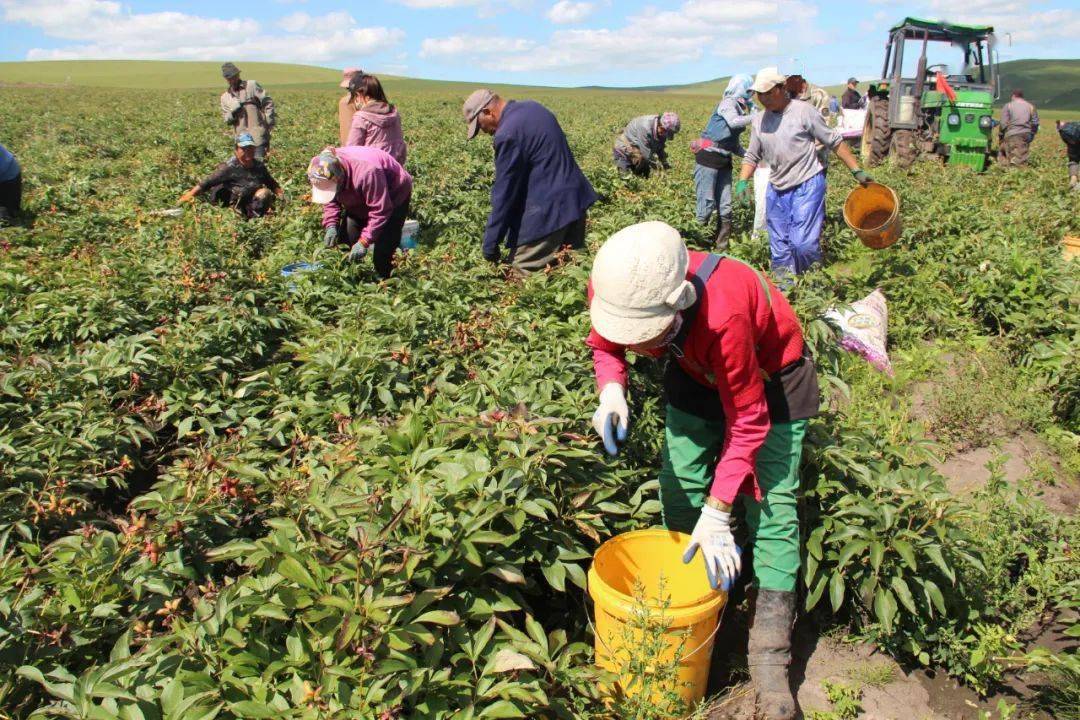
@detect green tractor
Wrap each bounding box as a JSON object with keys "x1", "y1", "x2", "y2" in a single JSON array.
[{"x1": 862, "y1": 17, "x2": 1000, "y2": 171}]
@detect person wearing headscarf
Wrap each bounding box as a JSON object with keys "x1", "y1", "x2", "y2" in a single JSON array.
[
  {"x1": 692, "y1": 74, "x2": 755, "y2": 249},
  {"x1": 613, "y1": 112, "x2": 681, "y2": 177}
]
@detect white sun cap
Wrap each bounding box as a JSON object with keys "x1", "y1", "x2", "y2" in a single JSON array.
[{"x1": 589, "y1": 221, "x2": 697, "y2": 346}]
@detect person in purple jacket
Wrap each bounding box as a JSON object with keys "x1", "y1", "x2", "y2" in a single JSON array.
[
  {"x1": 307, "y1": 146, "x2": 413, "y2": 279},
  {"x1": 463, "y1": 89, "x2": 597, "y2": 276}
]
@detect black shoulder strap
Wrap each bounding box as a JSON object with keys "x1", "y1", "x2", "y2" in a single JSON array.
[{"x1": 669, "y1": 253, "x2": 722, "y2": 358}]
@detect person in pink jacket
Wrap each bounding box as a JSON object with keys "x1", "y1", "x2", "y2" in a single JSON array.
[
  {"x1": 307, "y1": 146, "x2": 413, "y2": 279},
  {"x1": 345, "y1": 74, "x2": 407, "y2": 166}
]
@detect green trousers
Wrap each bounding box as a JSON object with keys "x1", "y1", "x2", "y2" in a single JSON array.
[{"x1": 659, "y1": 405, "x2": 807, "y2": 592}]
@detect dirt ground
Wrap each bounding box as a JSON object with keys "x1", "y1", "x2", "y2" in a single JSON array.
[{"x1": 703, "y1": 607, "x2": 1068, "y2": 720}]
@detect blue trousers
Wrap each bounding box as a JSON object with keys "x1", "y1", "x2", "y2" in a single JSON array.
[
  {"x1": 693, "y1": 163, "x2": 732, "y2": 223},
  {"x1": 765, "y1": 171, "x2": 826, "y2": 276}
]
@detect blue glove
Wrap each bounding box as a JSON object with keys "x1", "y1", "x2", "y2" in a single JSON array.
[
  {"x1": 852, "y1": 169, "x2": 873, "y2": 186},
  {"x1": 683, "y1": 506, "x2": 742, "y2": 591},
  {"x1": 348, "y1": 241, "x2": 369, "y2": 262},
  {"x1": 591, "y1": 383, "x2": 629, "y2": 456},
  {"x1": 483, "y1": 249, "x2": 500, "y2": 264},
  {"x1": 323, "y1": 225, "x2": 339, "y2": 248}
]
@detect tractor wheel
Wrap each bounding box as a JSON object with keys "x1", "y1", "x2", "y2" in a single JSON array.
[
  {"x1": 891, "y1": 129, "x2": 918, "y2": 169},
  {"x1": 861, "y1": 97, "x2": 891, "y2": 167}
]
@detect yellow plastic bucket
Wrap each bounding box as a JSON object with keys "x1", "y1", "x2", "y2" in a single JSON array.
[
  {"x1": 843, "y1": 182, "x2": 903, "y2": 250},
  {"x1": 587, "y1": 529, "x2": 727, "y2": 707},
  {"x1": 1063, "y1": 236, "x2": 1080, "y2": 261}
]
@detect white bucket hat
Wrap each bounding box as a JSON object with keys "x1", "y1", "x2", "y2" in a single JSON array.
[
  {"x1": 589, "y1": 221, "x2": 697, "y2": 346},
  {"x1": 751, "y1": 66, "x2": 787, "y2": 93}
]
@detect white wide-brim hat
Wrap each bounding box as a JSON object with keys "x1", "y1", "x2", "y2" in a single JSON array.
[
  {"x1": 589, "y1": 221, "x2": 697, "y2": 346},
  {"x1": 310, "y1": 178, "x2": 338, "y2": 204}
]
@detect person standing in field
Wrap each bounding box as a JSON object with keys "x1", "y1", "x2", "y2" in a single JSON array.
[
  {"x1": 586, "y1": 221, "x2": 819, "y2": 720},
  {"x1": 999, "y1": 90, "x2": 1040, "y2": 168},
  {"x1": 308, "y1": 146, "x2": 413, "y2": 279},
  {"x1": 735, "y1": 67, "x2": 872, "y2": 284},
  {"x1": 463, "y1": 89, "x2": 597, "y2": 275},
  {"x1": 613, "y1": 112, "x2": 681, "y2": 177},
  {"x1": 345, "y1": 73, "x2": 407, "y2": 166},
  {"x1": 841, "y1": 78, "x2": 862, "y2": 110},
  {"x1": 338, "y1": 67, "x2": 362, "y2": 146},
  {"x1": 179, "y1": 134, "x2": 282, "y2": 218},
  {"x1": 0, "y1": 143, "x2": 21, "y2": 226},
  {"x1": 692, "y1": 74, "x2": 755, "y2": 249},
  {"x1": 1057, "y1": 120, "x2": 1080, "y2": 191},
  {"x1": 220, "y1": 62, "x2": 275, "y2": 161}
]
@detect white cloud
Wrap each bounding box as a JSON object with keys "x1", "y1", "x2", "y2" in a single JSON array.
[
  {"x1": 393, "y1": 0, "x2": 530, "y2": 17},
  {"x1": 547, "y1": 1, "x2": 594, "y2": 24},
  {"x1": 2, "y1": 0, "x2": 404, "y2": 64},
  {"x1": 420, "y1": 0, "x2": 815, "y2": 74}
]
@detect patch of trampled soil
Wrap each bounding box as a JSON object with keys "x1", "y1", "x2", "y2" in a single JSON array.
[
  {"x1": 932, "y1": 431, "x2": 1079, "y2": 516},
  {"x1": 703, "y1": 607, "x2": 1064, "y2": 719}
]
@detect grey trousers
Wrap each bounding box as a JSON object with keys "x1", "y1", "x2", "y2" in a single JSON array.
[{"x1": 507, "y1": 216, "x2": 587, "y2": 275}]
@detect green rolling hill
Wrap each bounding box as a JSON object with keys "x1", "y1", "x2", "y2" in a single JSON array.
[{"x1": 1, "y1": 58, "x2": 1076, "y2": 109}]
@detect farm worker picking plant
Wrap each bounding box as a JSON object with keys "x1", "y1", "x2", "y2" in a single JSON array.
[
  {"x1": 179, "y1": 133, "x2": 282, "y2": 218},
  {"x1": 613, "y1": 111, "x2": 681, "y2": 178},
  {"x1": 308, "y1": 146, "x2": 413, "y2": 279},
  {"x1": 1056, "y1": 120, "x2": 1080, "y2": 191},
  {"x1": 463, "y1": 89, "x2": 597, "y2": 275},
  {"x1": 337, "y1": 67, "x2": 362, "y2": 146},
  {"x1": 736, "y1": 67, "x2": 872, "y2": 284},
  {"x1": 219, "y1": 62, "x2": 275, "y2": 161},
  {"x1": 0, "y1": 143, "x2": 21, "y2": 226},
  {"x1": 692, "y1": 74, "x2": 755, "y2": 250},
  {"x1": 345, "y1": 73, "x2": 407, "y2": 166},
  {"x1": 586, "y1": 221, "x2": 819, "y2": 720},
  {"x1": 999, "y1": 89, "x2": 1040, "y2": 168}
]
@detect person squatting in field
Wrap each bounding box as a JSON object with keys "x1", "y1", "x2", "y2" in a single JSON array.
[
  {"x1": 692, "y1": 74, "x2": 756, "y2": 250},
  {"x1": 179, "y1": 134, "x2": 282, "y2": 218},
  {"x1": 463, "y1": 89, "x2": 597, "y2": 276},
  {"x1": 344, "y1": 73, "x2": 407, "y2": 166},
  {"x1": 735, "y1": 67, "x2": 872, "y2": 285},
  {"x1": 612, "y1": 111, "x2": 681, "y2": 178},
  {"x1": 219, "y1": 62, "x2": 275, "y2": 161},
  {"x1": 999, "y1": 90, "x2": 1040, "y2": 168},
  {"x1": 586, "y1": 221, "x2": 819, "y2": 720},
  {"x1": 0, "y1": 143, "x2": 21, "y2": 226},
  {"x1": 308, "y1": 146, "x2": 413, "y2": 279},
  {"x1": 1057, "y1": 120, "x2": 1080, "y2": 191}
]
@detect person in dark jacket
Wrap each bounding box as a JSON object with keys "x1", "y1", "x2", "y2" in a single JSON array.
[
  {"x1": 0, "y1": 143, "x2": 21, "y2": 226},
  {"x1": 841, "y1": 78, "x2": 862, "y2": 110},
  {"x1": 179, "y1": 134, "x2": 282, "y2": 218},
  {"x1": 463, "y1": 89, "x2": 598, "y2": 276},
  {"x1": 1057, "y1": 120, "x2": 1080, "y2": 191}
]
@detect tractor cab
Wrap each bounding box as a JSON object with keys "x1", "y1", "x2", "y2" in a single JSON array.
[{"x1": 864, "y1": 18, "x2": 1000, "y2": 171}]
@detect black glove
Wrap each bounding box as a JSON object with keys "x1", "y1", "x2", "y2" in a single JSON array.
[{"x1": 483, "y1": 249, "x2": 500, "y2": 263}]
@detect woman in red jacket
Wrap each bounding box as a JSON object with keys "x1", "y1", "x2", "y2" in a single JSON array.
[{"x1": 586, "y1": 221, "x2": 818, "y2": 720}]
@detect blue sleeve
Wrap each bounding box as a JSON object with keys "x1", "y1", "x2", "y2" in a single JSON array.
[
  {"x1": 482, "y1": 135, "x2": 526, "y2": 256},
  {"x1": 720, "y1": 101, "x2": 752, "y2": 130}
]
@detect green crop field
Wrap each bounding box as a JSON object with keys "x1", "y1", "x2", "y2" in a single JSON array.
[{"x1": 0, "y1": 71, "x2": 1077, "y2": 720}]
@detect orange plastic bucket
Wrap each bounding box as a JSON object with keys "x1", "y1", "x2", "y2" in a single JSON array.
[
  {"x1": 587, "y1": 529, "x2": 727, "y2": 707},
  {"x1": 1064, "y1": 236, "x2": 1080, "y2": 261},
  {"x1": 843, "y1": 182, "x2": 903, "y2": 249}
]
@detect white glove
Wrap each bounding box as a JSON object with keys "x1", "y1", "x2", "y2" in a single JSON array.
[
  {"x1": 591, "y1": 383, "x2": 628, "y2": 456},
  {"x1": 682, "y1": 505, "x2": 741, "y2": 590}
]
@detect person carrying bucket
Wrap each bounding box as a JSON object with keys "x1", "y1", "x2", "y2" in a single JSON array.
[
  {"x1": 586, "y1": 220, "x2": 819, "y2": 720},
  {"x1": 735, "y1": 67, "x2": 872, "y2": 284}
]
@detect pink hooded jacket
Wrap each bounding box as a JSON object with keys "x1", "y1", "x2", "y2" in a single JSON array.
[{"x1": 346, "y1": 102, "x2": 407, "y2": 166}]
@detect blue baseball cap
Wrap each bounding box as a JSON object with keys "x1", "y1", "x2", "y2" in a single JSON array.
[{"x1": 235, "y1": 133, "x2": 256, "y2": 148}]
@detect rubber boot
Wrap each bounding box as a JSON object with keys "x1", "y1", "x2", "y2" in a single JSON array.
[
  {"x1": 747, "y1": 589, "x2": 797, "y2": 720},
  {"x1": 715, "y1": 216, "x2": 733, "y2": 251}
]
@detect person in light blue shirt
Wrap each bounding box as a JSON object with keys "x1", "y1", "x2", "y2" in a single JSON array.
[{"x1": 0, "y1": 144, "x2": 20, "y2": 226}]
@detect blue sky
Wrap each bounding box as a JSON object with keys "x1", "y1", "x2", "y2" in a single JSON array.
[{"x1": 1, "y1": 0, "x2": 1077, "y2": 87}]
